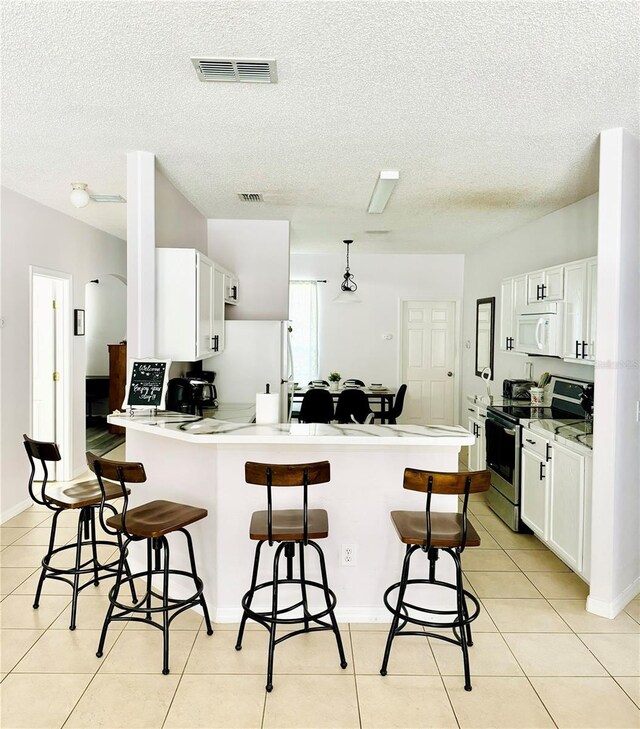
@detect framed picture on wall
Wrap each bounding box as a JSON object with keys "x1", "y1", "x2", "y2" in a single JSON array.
[{"x1": 74, "y1": 309, "x2": 85, "y2": 336}]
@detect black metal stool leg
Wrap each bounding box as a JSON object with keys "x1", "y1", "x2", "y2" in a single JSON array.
[
  {"x1": 145, "y1": 538, "x2": 153, "y2": 621},
  {"x1": 236, "y1": 540, "x2": 264, "y2": 650},
  {"x1": 453, "y1": 551, "x2": 472, "y2": 691},
  {"x1": 96, "y1": 536, "x2": 128, "y2": 658},
  {"x1": 183, "y1": 528, "x2": 213, "y2": 635},
  {"x1": 33, "y1": 509, "x2": 61, "y2": 609},
  {"x1": 161, "y1": 537, "x2": 171, "y2": 675},
  {"x1": 87, "y1": 507, "x2": 100, "y2": 586},
  {"x1": 69, "y1": 508, "x2": 88, "y2": 630},
  {"x1": 298, "y1": 541, "x2": 310, "y2": 631},
  {"x1": 381, "y1": 545, "x2": 416, "y2": 676},
  {"x1": 309, "y1": 540, "x2": 347, "y2": 669},
  {"x1": 266, "y1": 542, "x2": 287, "y2": 692}
]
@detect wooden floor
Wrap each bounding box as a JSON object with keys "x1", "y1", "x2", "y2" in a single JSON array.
[{"x1": 86, "y1": 419, "x2": 124, "y2": 457}]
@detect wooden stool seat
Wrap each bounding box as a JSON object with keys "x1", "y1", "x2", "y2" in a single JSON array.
[
  {"x1": 249, "y1": 508, "x2": 328, "y2": 541},
  {"x1": 45, "y1": 480, "x2": 129, "y2": 509},
  {"x1": 106, "y1": 500, "x2": 207, "y2": 539},
  {"x1": 390, "y1": 510, "x2": 481, "y2": 548}
]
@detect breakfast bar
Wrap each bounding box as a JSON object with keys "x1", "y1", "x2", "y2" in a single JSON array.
[{"x1": 108, "y1": 413, "x2": 474, "y2": 622}]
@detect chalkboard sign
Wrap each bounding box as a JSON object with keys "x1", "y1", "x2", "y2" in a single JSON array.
[{"x1": 122, "y1": 359, "x2": 171, "y2": 410}]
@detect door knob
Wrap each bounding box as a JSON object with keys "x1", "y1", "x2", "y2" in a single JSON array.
[{"x1": 447, "y1": 371, "x2": 453, "y2": 377}]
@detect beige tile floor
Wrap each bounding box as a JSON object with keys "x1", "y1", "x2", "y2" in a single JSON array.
[{"x1": 1, "y1": 453, "x2": 639, "y2": 728}]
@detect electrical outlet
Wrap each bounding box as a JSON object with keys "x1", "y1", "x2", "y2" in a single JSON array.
[{"x1": 341, "y1": 544, "x2": 356, "y2": 566}]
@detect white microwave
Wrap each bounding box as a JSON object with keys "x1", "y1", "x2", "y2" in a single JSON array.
[{"x1": 515, "y1": 302, "x2": 565, "y2": 357}]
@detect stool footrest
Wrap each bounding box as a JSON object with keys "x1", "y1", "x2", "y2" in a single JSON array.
[
  {"x1": 107, "y1": 569, "x2": 205, "y2": 616},
  {"x1": 383, "y1": 578, "x2": 480, "y2": 630},
  {"x1": 240, "y1": 577, "x2": 337, "y2": 626}
]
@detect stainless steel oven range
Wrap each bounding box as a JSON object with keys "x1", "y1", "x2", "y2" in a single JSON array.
[{"x1": 485, "y1": 376, "x2": 592, "y2": 532}]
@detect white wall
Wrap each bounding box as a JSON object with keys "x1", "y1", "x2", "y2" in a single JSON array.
[
  {"x1": 290, "y1": 253, "x2": 465, "y2": 388},
  {"x1": 461, "y1": 194, "x2": 599, "y2": 411},
  {"x1": 155, "y1": 166, "x2": 207, "y2": 253},
  {"x1": 589, "y1": 128, "x2": 640, "y2": 617},
  {"x1": 85, "y1": 275, "x2": 126, "y2": 375},
  {"x1": 208, "y1": 219, "x2": 290, "y2": 320},
  {"x1": 0, "y1": 187, "x2": 126, "y2": 517}
]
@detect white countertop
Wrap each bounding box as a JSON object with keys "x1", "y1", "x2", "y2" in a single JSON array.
[
  {"x1": 524, "y1": 418, "x2": 593, "y2": 452},
  {"x1": 108, "y1": 413, "x2": 474, "y2": 446}
]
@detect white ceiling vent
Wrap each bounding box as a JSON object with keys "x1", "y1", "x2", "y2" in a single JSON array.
[
  {"x1": 237, "y1": 193, "x2": 264, "y2": 202},
  {"x1": 191, "y1": 58, "x2": 277, "y2": 84}
]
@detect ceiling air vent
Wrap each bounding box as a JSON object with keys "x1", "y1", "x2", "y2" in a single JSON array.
[
  {"x1": 191, "y1": 57, "x2": 277, "y2": 84},
  {"x1": 238, "y1": 193, "x2": 264, "y2": 202}
]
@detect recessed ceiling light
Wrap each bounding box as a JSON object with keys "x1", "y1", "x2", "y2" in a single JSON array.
[{"x1": 367, "y1": 171, "x2": 399, "y2": 214}]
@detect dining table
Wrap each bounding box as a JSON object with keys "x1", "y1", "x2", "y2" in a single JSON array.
[{"x1": 292, "y1": 386, "x2": 398, "y2": 423}]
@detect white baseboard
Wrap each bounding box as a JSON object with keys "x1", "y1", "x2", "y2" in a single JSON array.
[
  {"x1": 587, "y1": 576, "x2": 640, "y2": 618},
  {"x1": 0, "y1": 498, "x2": 33, "y2": 525}
]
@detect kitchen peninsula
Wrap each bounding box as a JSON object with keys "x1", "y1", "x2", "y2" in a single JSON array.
[{"x1": 108, "y1": 413, "x2": 474, "y2": 622}]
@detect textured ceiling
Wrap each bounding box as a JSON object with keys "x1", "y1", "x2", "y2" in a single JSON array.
[{"x1": 2, "y1": 1, "x2": 638, "y2": 253}]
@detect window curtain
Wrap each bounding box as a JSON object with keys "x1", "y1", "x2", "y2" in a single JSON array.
[{"x1": 289, "y1": 281, "x2": 319, "y2": 385}]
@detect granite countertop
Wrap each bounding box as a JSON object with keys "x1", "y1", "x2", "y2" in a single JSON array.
[
  {"x1": 524, "y1": 418, "x2": 593, "y2": 451},
  {"x1": 107, "y1": 413, "x2": 474, "y2": 446}
]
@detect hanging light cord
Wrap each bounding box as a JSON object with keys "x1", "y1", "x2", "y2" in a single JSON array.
[{"x1": 341, "y1": 240, "x2": 357, "y2": 292}]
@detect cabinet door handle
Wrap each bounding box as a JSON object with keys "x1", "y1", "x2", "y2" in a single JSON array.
[
  {"x1": 468, "y1": 408, "x2": 474, "y2": 413},
  {"x1": 575, "y1": 340, "x2": 580, "y2": 359},
  {"x1": 540, "y1": 283, "x2": 547, "y2": 299},
  {"x1": 539, "y1": 461, "x2": 546, "y2": 479},
  {"x1": 231, "y1": 285, "x2": 237, "y2": 300},
  {"x1": 479, "y1": 414, "x2": 486, "y2": 419},
  {"x1": 545, "y1": 443, "x2": 552, "y2": 462},
  {"x1": 536, "y1": 284, "x2": 541, "y2": 300},
  {"x1": 525, "y1": 438, "x2": 536, "y2": 445},
  {"x1": 581, "y1": 341, "x2": 588, "y2": 358},
  {"x1": 211, "y1": 335, "x2": 219, "y2": 352}
]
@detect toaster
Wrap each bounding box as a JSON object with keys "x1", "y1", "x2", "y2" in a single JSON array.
[{"x1": 503, "y1": 379, "x2": 536, "y2": 401}]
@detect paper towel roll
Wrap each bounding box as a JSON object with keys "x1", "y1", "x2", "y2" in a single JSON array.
[{"x1": 255, "y1": 393, "x2": 280, "y2": 424}]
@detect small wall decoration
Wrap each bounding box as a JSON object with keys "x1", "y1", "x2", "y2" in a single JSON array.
[{"x1": 74, "y1": 309, "x2": 85, "y2": 336}]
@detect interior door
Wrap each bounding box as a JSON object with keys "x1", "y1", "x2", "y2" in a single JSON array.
[
  {"x1": 32, "y1": 275, "x2": 57, "y2": 444},
  {"x1": 401, "y1": 300, "x2": 456, "y2": 425}
]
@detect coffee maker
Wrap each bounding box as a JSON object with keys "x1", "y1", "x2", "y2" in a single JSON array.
[{"x1": 186, "y1": 370, "x2": 218, "y2": 409}]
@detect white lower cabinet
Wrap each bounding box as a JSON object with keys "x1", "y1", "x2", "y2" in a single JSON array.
[
  {"x1": 549, "y1": 441, "x2": 586, "y2": 572},
  {"x1": 466, "y1": 403, "x2": 487, "y2": 470},
  {"x1": 521, "y1": 446, "x2": 548, "y2": 540},
  {"x1": 520, "y1": 426, "x2": 592, "y2": 579}
]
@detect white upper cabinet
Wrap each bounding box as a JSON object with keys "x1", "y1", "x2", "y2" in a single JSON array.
[
  {"x1": 223, "y1": 271, "x2": 239, "y2": 305},
  {"x1": 499, "y1": 275, "x2": 527, "y2": 352},
  {"x1": 562, "y1": 257, "x2": 597, "y2": 361},
  {"x1": 527, "y1": 265, "x2": 565, "y2": 303},
  {"x1": 156, "y1": 248, "x2": 230, "y2": 361}
]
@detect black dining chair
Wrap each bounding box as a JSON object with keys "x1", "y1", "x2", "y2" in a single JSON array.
[
  {"x1": 335, "y1": 389, "x2": 374, "y2": 424},
  {"x1": 298, "y1": 389, "x2": 334, "y2": 424},
  {"x1": 387, "y1": 384, "x2": 408, "y2": 424}
]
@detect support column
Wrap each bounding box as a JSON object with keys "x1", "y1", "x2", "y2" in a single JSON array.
[{"x1": 126, "y1": 151, "x2": 156, "y2": 359}]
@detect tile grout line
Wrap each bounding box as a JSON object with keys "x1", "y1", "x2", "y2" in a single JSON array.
[
  {"x1": 160, "y1": 627, "x2": 201, "y2": 729},
  {"x1": 347, "y1": 625, "x2": 364, "y2": 729}
]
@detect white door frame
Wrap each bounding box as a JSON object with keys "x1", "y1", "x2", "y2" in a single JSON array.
[
  {"x1": 30, "y1": 266, "x2": 73, "y2": 481},
  {"x1": 397, "y1": 298, "x2": 462, "y2": 426}
]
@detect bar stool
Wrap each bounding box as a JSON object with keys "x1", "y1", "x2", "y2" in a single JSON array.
[
  {"x1": 235, "y1": 461, "x2": 347, "y2": 692},
  {"x1": 23, "y1": 434, "x2": 136, "y2": 630},
  {"x1": 87, "y1": 452, "x2": 213, "y2": 674},
  {"x1": 380, "y1": 468, "x2": 490, "y2": 691}
]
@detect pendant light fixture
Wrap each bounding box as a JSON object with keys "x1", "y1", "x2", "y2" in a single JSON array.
[{"x1": 333, "y1": 239, "x2": 362, "y2": 303}]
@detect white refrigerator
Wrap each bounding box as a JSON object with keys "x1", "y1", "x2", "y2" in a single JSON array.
[{"x1": 210, "y1": 320, "x2": 294, "y2": 422}]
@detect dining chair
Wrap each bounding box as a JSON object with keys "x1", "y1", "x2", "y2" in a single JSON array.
[
  {"x1": 298, "y1": 388, "x2": 334, "y2": 423},
  {"x1": 387, "y1": 384, "x2": 408, "y2": 424},
  {"x1": 334, "y1": 389, "x2": 374, "y2": 424}
]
